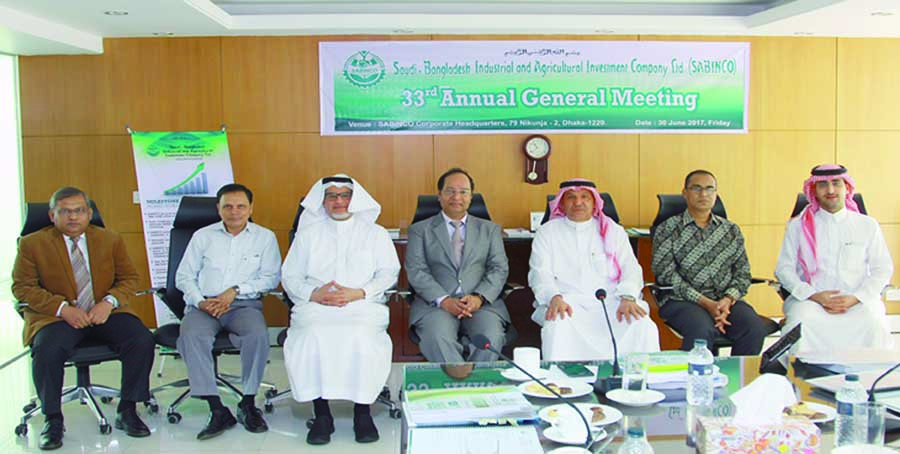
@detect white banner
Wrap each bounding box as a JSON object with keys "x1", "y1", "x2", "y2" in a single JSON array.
[{"x1": 131, "y1": 130, "x2": 234, "y2": 326}]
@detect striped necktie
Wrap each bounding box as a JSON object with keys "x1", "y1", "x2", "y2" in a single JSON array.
[
  {"x1": 450, "y1": 220, "x2": 464, "y2": 267},
  {"x1": 70, "y1": 236, "x2": 95, "y2": 311}
]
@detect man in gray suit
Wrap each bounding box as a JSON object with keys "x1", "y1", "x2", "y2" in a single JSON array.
[{"x1": 406, "y1": 168, "x2": 510, "y2": 362}]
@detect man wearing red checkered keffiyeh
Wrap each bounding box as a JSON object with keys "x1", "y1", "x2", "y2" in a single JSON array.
[{"x1": 775, "y1": 164, "x2": 894, "y2": 354}]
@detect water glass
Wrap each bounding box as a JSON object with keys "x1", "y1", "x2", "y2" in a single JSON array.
[
  {"x1": 859, "y1": 401, "x2": 886, "y2": 446},
  {"x1": 622, "y1": 353, "x2": 649, "y2": 392}
]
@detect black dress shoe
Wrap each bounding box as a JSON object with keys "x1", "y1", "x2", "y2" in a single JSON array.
[
  {"x1": 353, "y1": 414, "x2": 380, "y2": 443},
  {"x1": 236, "y1": 404, "x2": 268, "y2": 433},
  {"x1": 39, "y1": 418, "x2": 64, "y2": 450},
  {"x1": 114, "y1": 409, "x2": 151, "y2": 438},
  {"x1": 196, "y1": 408, "x2": 237, "y2": 440},
  {"x1": 306, "y1": 415, "x2": 335, "y2": 445}
]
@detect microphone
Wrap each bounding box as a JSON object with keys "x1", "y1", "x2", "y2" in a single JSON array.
[
  {"x1": 868, "y1": 361, "x2": 900, "y2": 402},
  {"x1": 470, "y1": 334, "x2": 595, "y2": 449},
  {"x1": 593, "y1": 288, "x2": 622, "y2": 393}
]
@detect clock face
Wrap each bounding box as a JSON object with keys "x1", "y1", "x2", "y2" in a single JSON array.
[{"x1": 525, "y1": 136, "x2": 551, "y2": 159}]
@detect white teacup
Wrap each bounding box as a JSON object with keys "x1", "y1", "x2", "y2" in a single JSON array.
[{"x1": 513, "y1": 347, "x2": 541, "y2": 375}]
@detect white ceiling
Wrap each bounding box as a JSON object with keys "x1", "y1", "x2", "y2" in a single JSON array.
[{"x1": 0, "y1": 0, "x2": 897, "y2": 55}]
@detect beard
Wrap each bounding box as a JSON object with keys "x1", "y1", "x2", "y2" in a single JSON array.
[{"x1": 329, "y1": 211, "x2": 352, "y2": 221}]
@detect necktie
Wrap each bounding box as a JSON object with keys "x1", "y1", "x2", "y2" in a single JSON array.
[
  {"x1": 70, "y1": 236, "x2": 95, "y2": 311},
  {"x1": 450, "y1": 220, "x2": 464, "y2": 267}
]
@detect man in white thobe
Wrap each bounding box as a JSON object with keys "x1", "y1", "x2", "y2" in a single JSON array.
[
  {"x1": 281, "y1": 174, "x2": 400, "y2": 446},
  {"x1": 775, "y1": 164, "x2": 894, "y2": 354},
  {"x1": 529, "y1": 179, "x2": 660, "y2": 361}
]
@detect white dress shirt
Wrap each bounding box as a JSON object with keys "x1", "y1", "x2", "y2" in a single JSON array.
[{"x1": 175, "y1": 221, "x2": 281, "y2": 308}]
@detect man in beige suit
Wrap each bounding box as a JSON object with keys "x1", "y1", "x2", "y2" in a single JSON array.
[{"x1": 12, "y1": 187, "x2": 155, "y2": 450}]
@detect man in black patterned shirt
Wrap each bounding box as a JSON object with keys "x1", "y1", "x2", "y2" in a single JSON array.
[{"x1": 651, "y1": 170, "x2": 768, "y2": 355}]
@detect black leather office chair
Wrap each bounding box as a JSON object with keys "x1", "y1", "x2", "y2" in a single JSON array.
[
  {"x1": 150, "y1": 196, "x2": 276, "y2": 424},
  {"x1": 648, "y1": 194, "x2": 780, "y2": 355},
  {"x1": 540, "y1": 192, "x2": 621, "y2": 225},
  {"x1": 13, "y1": 201, "x2": 158, "y2": 437},
  {"x1": 411, "y1": 193, "x2": 491, "y2": 224},
  {"x1": 406, "y1": 193, "x2": 519, "y2": 354},
  {"x1": 263, "y1": 199, "x2": 401, "y2": 419}
]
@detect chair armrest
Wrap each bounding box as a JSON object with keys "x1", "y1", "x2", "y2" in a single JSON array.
[{"x1": 135, "y1": 287, "x2": 163, "y2": 297}]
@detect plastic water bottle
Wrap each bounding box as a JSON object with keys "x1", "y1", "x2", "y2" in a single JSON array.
[
  {"x1": 687, "y1": 339, "x2": 714, "y2": 406},
  {"x1": 617, "y1": 427, "x2": 654, "y2": 454},
  {"x1": 835, "y1": 373, "x2": 868, "y2": 447}
]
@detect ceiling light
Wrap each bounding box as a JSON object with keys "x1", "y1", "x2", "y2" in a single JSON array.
[
  {"x1": 393, "y1": 29, "x2": 414, "y2": 34},
  {"x1": 594, "y1": 29, "x2": 616, "y2": 34},
  {"x1": 793, "y1": 32, "x2": 814, "y2": 36},
  {"x1": 104, "y1": 10, "x2": 129, "y2": 16},
  {"x1": 153, "y1": 32, "x2": 174, "y2": 36},
  {"x1": 870, "y1": 11, "x2": 894, "y2": 17}
]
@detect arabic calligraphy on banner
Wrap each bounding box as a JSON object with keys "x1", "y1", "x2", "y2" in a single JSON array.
[{"x1": 319, "y1": 40, "x2": 749, "y2": 135}]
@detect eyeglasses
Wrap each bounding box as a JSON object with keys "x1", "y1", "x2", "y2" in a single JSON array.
[
  {"x1": 56, "y1": 207, "x2": 89, "y2": 217},
  {"x1": 686, "y1": 185, "x2": 717, "y2": 195},
  {"x1": 441, "y1": 188, "x2": 472, "y2": 197},
  {"x1": 324, "y1": 192, "x2": 353, "y2": 201}
]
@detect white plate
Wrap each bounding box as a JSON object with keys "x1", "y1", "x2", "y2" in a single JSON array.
[
  {"x1": 605, "y1": 389, "x2": 666, "y2": 407},
  {"x1": 543, "y1": 425, "x2": 607, "y2": 445},
  {"x1": 832, "y1": 446, "x2": 896, "y2": 454},
  {"x1": 547, "y1": 448, "x2": 593, "y2": 454},
  {"x1": 785, "y1": 401, "x2": 837, "y2": 424},
  {"x1": 518, "y1": 380, "x2": 594, "y2": 399},
  {"x1": 539, "y1": 403, "x2": 623, "y2": 427},
  {"x1": 501, "y1": 367, "x2": 549, "y2": 381}
]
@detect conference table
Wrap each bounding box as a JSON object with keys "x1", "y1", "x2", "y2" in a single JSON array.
[{"x1": 397, "y1": 356, "x2": 900, "y2": 453}]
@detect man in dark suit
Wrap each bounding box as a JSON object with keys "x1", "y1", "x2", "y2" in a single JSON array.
[
  {"x1": 12, "y1": 187, "x2": 155, "y2": 450},
  {"x1": 406, "y1": 168, "x2": 510, "y2": 362}
]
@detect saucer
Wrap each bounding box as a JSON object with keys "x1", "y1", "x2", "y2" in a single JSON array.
[
  {"x1": 539, "y1": 403, "x2": 623, "y2": 427},
  {"x1": 543, "y1": 425, "x2": 607, "y2": 445},
  {"x1": 605, "y1": 388, "x2": 665, "y2": 407},
  {"x1": 501, "y1": 367, "x2": 549, "y2": 381}
]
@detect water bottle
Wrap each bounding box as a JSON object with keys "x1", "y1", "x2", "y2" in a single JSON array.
[
  {"x1": 834, "y1": 373, "x2": 867, "y2": 447},
  {"x1": 687, "y1": 339, "x2": 714, "y2": 406},
  {"x1": 617, "y1": 427, "x2": 654, "y2": 454}
]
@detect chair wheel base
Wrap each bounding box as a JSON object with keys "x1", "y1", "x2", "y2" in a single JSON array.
[
  {"x1": 264, "y1": 403, "x2": 274, "y2": 413},
  {"x1": 22, "y1": 403, "x2": 36, "y2": 414},
  {"x1": 306, "y1": 418, "x2": 314, "y2": 429},
  {"x1": 14, "y1": 424, "x2": 27, "y2": 436},
  {"x1": 264, "y1": 389, "x2": 277, "y2": 399},
  {"x1": 389, "y1": 409, "x2": 402, "y2": 419},
  {"x1": 167, "y1": 413, "x2": 182, "y2": 424},
  {"x1": 100, "y1": 423, "x2": 112, "y2": 435},
  {"x1": 100, "y1": 396, "x2": 113, "y2": 404}
]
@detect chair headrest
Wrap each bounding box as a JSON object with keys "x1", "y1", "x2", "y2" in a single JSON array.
[
  {"x1": 651, "y1": 194, "x2": 727, "y2": 233},
  {"x1": 540, "y1": 192, "x2": 620, "y2": 225},
  {"x1": 172, "y1": 197, "x2": 221, "y2": 230},
  {"x1": 789, "y1": 193, "x2": 867, "y2": 217},
  {"x1": 411, "y1": 193, "x2": 491, "y2": 225},
  {"x1": 21, "y1": 200, "x2": 105, "y2": 237}
]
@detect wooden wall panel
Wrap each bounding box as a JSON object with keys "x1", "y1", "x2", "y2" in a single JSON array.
[
  {"x1": 222, "y1": 37, "x2": 320, "y2": 133},
  {"x1": 319, "y1": 135, "x2": 434, "y2": 228},
  {"x1": 837, "y1": 39, "x2": 900, "y2": 130},
  {"x1": 229, "y1": 133, "x2": 322, "y2": 230},
  {"x1": 434, "y1": 134, "x2": 639, "y2": 228},
  {"x1": 638, "y1": 133, "x2": 756, "y2": 225},
  {"x1": 742, "y1": 225, "x2": 787, "y2": 317},
  {"x1": 755, "y1": 131, "x2": 835, "y2": 224},
  {"x1": 836, "y1": 131, "x2": 900, "y2": 223},
  {"x1": 21, "y1": 135, "x2": 141, "y2": 233},
  {"x1": 20, "y1": 38, "x2": 224, "y2": 136},
  {"x1": 750, "y1": 38, "x2": 836, "y2": 131}
]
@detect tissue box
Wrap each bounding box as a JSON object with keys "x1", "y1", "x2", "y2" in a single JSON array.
[{"x1": 696, "y1": 416, "x2": 821, "y2": 454}]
